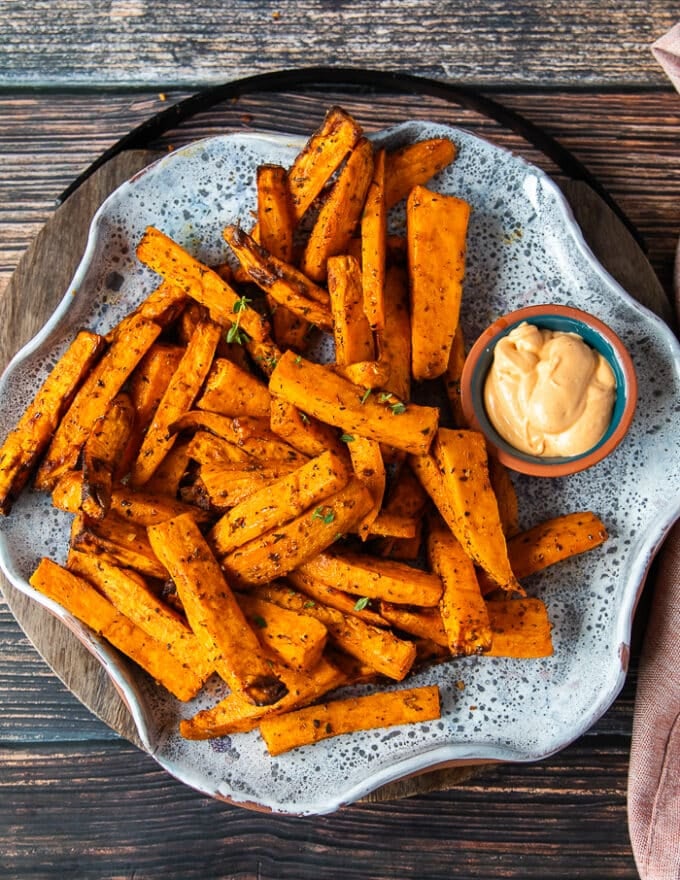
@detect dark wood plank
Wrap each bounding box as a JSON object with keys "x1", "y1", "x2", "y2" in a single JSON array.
[
  {"x1": 0, "y1": 0, "x2": 675, "y2": 89},
  {"x1": 1, "y1": 89, "x2": 678, "y2": 300},
  {"x1": 0, "y1": 737, "x2": 638, "y2": 879}
]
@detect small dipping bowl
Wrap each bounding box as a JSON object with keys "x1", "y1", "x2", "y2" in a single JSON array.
[{"x1": 460, "y1": 304, "x2": 638, "y2": 477}]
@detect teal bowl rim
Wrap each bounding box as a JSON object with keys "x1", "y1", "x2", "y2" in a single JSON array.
[{"x1": 460, "y1": 304, "x2": 638, "y2": 477}]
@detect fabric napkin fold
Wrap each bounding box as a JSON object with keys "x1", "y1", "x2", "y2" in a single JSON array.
[
  {"x1": 628, "y1": 519, "x2": 680, "y2": 880},
  {"x1": 627, "y1": 24, "x2": 680, "y2": 880},
  {"x1": 652, "y1": 23, "x2": 680, "y2": 93}
]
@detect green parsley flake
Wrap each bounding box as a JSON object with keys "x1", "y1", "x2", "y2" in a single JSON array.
[
  {"x1": 226, "y1": 295, "x2": 252, "y2": 345},
  {"x1": 311, "y1": 506, "x2": 335, "y2": 525}
]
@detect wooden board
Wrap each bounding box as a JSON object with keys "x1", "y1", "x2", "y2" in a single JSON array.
[
  {"x1": 0, "y1": 144, "x2": 670, "y2": 804},
  {"x1": 0, "y1": 1, "x2": 675, "y2": 88}
]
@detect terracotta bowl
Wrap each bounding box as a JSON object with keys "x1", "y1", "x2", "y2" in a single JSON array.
[{"x1": 460, "y1": 304, "x2": 638, "y2": 477}]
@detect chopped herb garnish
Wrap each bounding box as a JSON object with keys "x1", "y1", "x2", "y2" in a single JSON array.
[
  {"x1": 390, "y1": 402, "x2": 407, "y2": 415},
  {"x1": 340, "y1": 433, "x2": 355, "y2": 443},
  {"x1": 226, "y1": 295, "x2": 252, "y2": 345},
  {"x1": 294, "y1": 355, "x2": 303, "y2": 365},
  {"x1": 252, "y1": 615, "x2": 267, "y2": 628},
  {"x1": 378, "y1": 392, "x2": 392, "y2": 403},
  {"x1": 233, "y1": 294, "x2": 252, "y2": 314},
  {"x1": 354, "y1": 596, "x2": 371, "y2": 611},
  {"x1": 304, "y1": 600, "x2": 316, "y2": 609},
  {"x1": 311, "y1": 506, "x2": 335, "y2": 524},
  {"x1": 299, "y1": 411, "x2": 310, "y2": 425},
  {"x1": 359, "y1": 388, "x2": 371, "y2": 404}
]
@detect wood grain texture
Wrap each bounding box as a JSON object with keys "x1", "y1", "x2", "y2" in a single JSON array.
[
  {"x1": 0, "y1": 82, "x2": 675, "y2": 877},
  {"x1": 1, "y1": 89, "x2": 678, "y2": 301},
  {"x1": 0, "y1": 0, "x2": 676, "y2": 89},
  {"x1": 0, "y1": 734, "x2": 637, "y2": 879}
]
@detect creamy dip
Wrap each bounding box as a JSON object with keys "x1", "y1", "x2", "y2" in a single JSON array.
[{"x1": 483, "y1": 321, "x2": 616, "y2": 457}]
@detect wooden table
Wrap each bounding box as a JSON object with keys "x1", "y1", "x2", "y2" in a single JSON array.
[{"x1": 1, "y1": 4, "x2": 679, "y2": 878}]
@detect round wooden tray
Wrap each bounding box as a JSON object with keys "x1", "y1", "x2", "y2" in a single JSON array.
[{"x1": 0, "y1": 99, "x2": 671, "y2": 802}]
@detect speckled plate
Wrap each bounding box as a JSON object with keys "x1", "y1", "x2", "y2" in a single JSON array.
[{"x1": 1, "y1": 123, "x2": 679, "y2": 815}]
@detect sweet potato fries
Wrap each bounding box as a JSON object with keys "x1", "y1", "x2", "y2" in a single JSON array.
[{"x1": 0, "y1": 105, "x2": 610, "y2": 757}]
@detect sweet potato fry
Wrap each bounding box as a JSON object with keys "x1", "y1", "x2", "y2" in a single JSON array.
[
  {"x1": 375, "y1": 524, "x2": 423, "y2": 561},
  {"x1": 143, "y1": 439, "x2": 192, "y2": 496},
  {"x1": 209, "y1": 448, "x2": 351, "y2": 556},
  {"x1": 0, "y1": 329, "x2": 104, "y2": 513},
  {"x1": 257, "y1": 163, "x2": 295, "y2": 263},
  {"x1": 136, "y1": 225, "x2": 270, "y2": 342},
  {"x1": 361, "y1": 148, "x2": 387, "y2": 331},
  {"x1": 488, "y1": 454, "x2": 520, "y2": 538},
  {"x1": 327, "y1": 254, "x2": 375, "y2": 365},
  {"x1": 375, "y1": 264, "x2": 411, "y2": 403},
  {"x1": 224, "y1": 225, "x2": 333, "y2": 331},
  {"x1": 427, "y1": 515, "x2": 492, "y2": 655},
  {"x1": 301, "y1": 137, "x2": 375, "y2": 282},
  {"x1": 336, "y1": 359, "x2": 391, "y2": 390},
  {"x1": 128, "y1": 343, "x2": 186, "y2": 426},
  {"x1": 407, "y1": 185, "x2": 471, "y2": 381},
  {"x1": 378, "y1": 602, "x2": 448, "y2": 646},
  {"x1": 485, "y1": 597, "x2": 553, "y2": 658},
  {"x1": 287, "y1": 568, "x2": 389, "y2": 628},
  {"x1": 433, "y1": 429, "x2": 522, "y2": 594},
  {"x1": 106, "y1": 280, "x2": 188, "y2": 339},
  {"x1": 256, "y1": 163, "x2": 310, "y2": 350},
  {"x1": 220, "y1": 477, "x2": 373, "y2": 586},
  {"x1": 66, "y1": 549, "x2": 214, "y2": 683},
  {"x1": 173, "y1": 411, "x2": 305, "y2": 464},
  {"x1": 236, "y1": 592, "x2": 328, "y2": 671},
  {"x1": 409, "y1": 450, "x2": 456, "y2": 523},
  {"x1": 81, "y1": 393, "x2": 135, "y2": 519},
  {"x1": 245, "y1": 335, "x2": 284, "y2": 380},
  {"x1": 196, "y1": 357, "x2": 272, "y2": 419},
  {"x1": 348, "y1": 435, "x2": 385, "y2": 539},
  {"x1": 385, "y1": 137, "x2": 457, "y2": 209},
  {"x1": 269, "y1": 350, "x2": 439, "y2": 455},
  {"x1": 29, "y1": 558, "x2": 204, "y2": 701},
  {"x1": 368, "y1": 512, "x2": 417, "y2": 540},
  {"x1": 299, "y1": 550, "x2": 443, "y2": 607},
  {"x1": 287, "y1": 105, "x2": 363, "y2": 223},
  {"x1": 180, "y1": 654, "x2": 346, "y2": 739},
  {"x1": 259, "y1": 684, "x2": 441, "y2": 756},
  {"x1": 147, "y1": 513, "x2": 287, "y2": 705},
  {"x1": 380, "y1": 462, "x2": 429, "y2": 523},
  {"x1": 476, "y1": 510, "x2": 609, "y2": 596},
  {"x1": 34, "y1": 316, "x2": 161, "y2": 491},
  {"x1": 443, "y1": 324, "x2": 467, "y2": 428},
  {"x1": 53, "y1": 473, "x2": 210, "y2": 525},
  {"x1": 254, "y1": 581, "x2": 416, "y2": 681},
  {"x1": 70, "y1": 512, "x2": 168, "y2": 581},
  {"x1": 131, "y1": 318, "x2": 222, "y2": 486},
  {"x1": 269, "y1": 397, "x2": 345, "y2": 458},
  {"x1": 120, "y1": 342, "x2": 185, "y2": 476},
  {"x1": 197, "y1": 460, "x2": 302, "y2": 510}
]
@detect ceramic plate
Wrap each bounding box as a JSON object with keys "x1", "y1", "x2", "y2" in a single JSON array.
[{"x1": 1, "y1": 122, "x2": 679, "y2": 815}]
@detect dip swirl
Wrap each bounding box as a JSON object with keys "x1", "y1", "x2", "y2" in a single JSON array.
[{"x1": 483, "y1": 321, "x2": 616, "y2": 457}]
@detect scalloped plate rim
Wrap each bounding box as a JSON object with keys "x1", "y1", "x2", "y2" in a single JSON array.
[{"x1": 1, "y1": 122, "x2": 679, "y2": 815}]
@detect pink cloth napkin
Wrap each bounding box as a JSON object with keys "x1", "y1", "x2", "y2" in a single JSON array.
[
  {"x1": 627, "y1": 24, "x2": 680, "y2": 879},
  {"x1": 652, "y1": 23, "x2": 680, "y2": 92}
]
